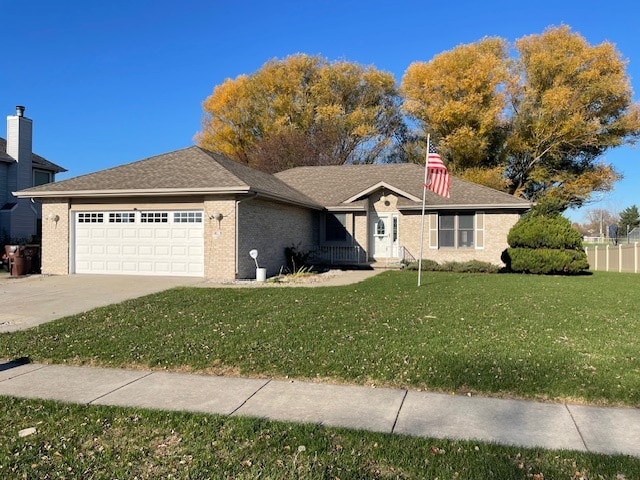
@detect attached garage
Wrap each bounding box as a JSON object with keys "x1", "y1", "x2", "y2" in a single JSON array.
[
  {"x1": 15, "y1": 147, "x2": 327, "y2": 281},
  {"x1": 73, "y1": 210, "x2": 204, "y2": 277}
]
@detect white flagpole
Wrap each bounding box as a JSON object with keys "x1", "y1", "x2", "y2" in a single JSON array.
[{"x1": 418, "y1": 134, "x2": 431, "y2": 287}]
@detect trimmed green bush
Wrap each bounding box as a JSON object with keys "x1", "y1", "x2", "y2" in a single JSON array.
[
  {"x1": 503, "y1": 210, "x2": 588, "y2": 275},
  {"x1": 507, "y1": 214, "x2": 583, "y2": 250},
  {"x1": 406, "y1": 259, "x2": 440, "y2": 271},
  {"x1": 438, "y1": 260, "x2": 500, "y2": 273},
  {"x1": 502, "y1": 247, "x2": 589, "y2": 274},
  {"x1": 406, "y1": 259, "x2": 499, "y2": 273}
]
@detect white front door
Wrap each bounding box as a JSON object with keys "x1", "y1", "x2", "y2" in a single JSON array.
[{"x1": 370, "y1": 213, "x2": 398, "y2": 259}]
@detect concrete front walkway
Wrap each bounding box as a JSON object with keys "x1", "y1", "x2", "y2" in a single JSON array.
[{"x1": 0, "y1": 359, "x2": 638, "y2": 458}]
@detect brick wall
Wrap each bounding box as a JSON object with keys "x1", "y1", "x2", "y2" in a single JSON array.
[
  {"x1": 399, "y1": 209, "x2": 521, "y2": 265},
  {"x1": 40, "y1": 200, "x2": 70, "y2": 275},
  {"x1": 237, "y1": 199, "x2": 316, "y2": 279},
  {"x1": 37, "y1": 196, "x2": 317, "y2": 281},
  {"x1": 203, "y1": 197, "x2": 237, "y2": 281}
]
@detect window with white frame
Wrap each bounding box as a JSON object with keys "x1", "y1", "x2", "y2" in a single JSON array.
[
  {"x1": 141, "y1": 212, "x2": 168, "y2": 223},
  {"x1": 109, "y1": 212, "x2": 135, "y2": 223},
  {"x1": 174, "y1": 211, "x2": 203, "y2": 223},
  {"x1": 439, "y1": 213, "x2": 474, "y2": 248},
  {"x1": 78, "y1": 213, "x2": 104, "y2": 223}
]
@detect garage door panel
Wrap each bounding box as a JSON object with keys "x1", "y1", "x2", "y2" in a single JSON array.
[
  {"x1": 136, "y1": 262, "x2": 153, "y2": 273},
  {"x1": 106, "y1": 261, "x2": 123, "y2": 271},
  {"x1": 121, "y1": 245, "x2": 138, "y2": 255},
  {"x1": 153, "y1": 263, "x2": 171, "y2": 273},
  {"x1": 89, "y1": 260, "x2": 107, "y2": 270},
  {"x1": 154, "y1": 245, "x2": 170, "y2": 256},
  {"x1": 75, "y1": 210, "x2": 204, "y2": 277},
  {"x1": 171, "y1": 245, "x2": 187, "y2": 256},
  {"x1": 170, "y1": 262, "x2": 188, "y2": 273},
  {"x1": 171, "y1": 229, "x2": 187, "y2": 239},
  {"x1": 75, "y1": 260, "x2": 90, "y2": 271},
  {"x1": 90, "y1": 245, "x2": 106, "y2": 255},
  {"x1": 76, "y1": 245, "x2": 91, "y2": 255}
]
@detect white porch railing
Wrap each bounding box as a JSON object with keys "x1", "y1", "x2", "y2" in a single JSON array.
[
  {"x1": 304, "y1": 245, "x2": 416, "y2": 266},
  {"x1": 308, "y1": 246, "x2": 364, "y2": 265},
  {"x1": 398, "y1": 246, "x2": 416, "y2": 264}
]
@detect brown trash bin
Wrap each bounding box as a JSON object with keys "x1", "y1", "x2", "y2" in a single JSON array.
[{"x1": 11, "y1": 255, "x2": 27, "y2": 277}]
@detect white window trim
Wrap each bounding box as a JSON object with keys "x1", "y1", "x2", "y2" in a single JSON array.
[{"x1": 436, "y1": 212, "x2": 479, "y2": 249}]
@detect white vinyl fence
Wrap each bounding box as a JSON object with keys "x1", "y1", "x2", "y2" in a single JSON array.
[{"x1": 584, "y1": 242, "x2": 640, "y2": 273}]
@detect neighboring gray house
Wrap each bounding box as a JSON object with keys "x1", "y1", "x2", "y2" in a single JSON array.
[
  {"x1": 1, "y1": 106, "x2": 66, "y2": 242},
  {"x1": 16, "y1": 146, "x2": 530, "y2": 280}
]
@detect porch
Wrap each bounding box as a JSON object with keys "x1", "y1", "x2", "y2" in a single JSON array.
[{"x1": 306, "y1": 245, "x2": 416, "y2": 269}]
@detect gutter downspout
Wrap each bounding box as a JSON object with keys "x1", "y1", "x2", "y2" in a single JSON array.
[{"x1": 235, "y1": 192, "x2": 259, "y2": 277}]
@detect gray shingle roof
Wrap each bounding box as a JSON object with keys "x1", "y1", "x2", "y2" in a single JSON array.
[
  {"x1": 0, "y1": 137, "x2": 66, "y2": 173},
  {"x1": 275, "y1": 163, "x2": 531, "y2": 209},
  {"x1": 17, "y1": 145, "x2": 530, "y2": 211},
  {"x1": 17, "y1": 146, "x2": 321, "y2": 208}
]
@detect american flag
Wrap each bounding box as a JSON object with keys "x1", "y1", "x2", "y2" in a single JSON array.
[{"x1": 425, "y1": 142, "x2": 450, "y2": 198}]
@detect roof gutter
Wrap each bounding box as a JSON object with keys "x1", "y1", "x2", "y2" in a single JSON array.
[
  {"x1": 325, "y1": 205, "x2": 366, "y2": 212},
  {"x1": 13, "y1": 186, "x2": 253, "y2": 198},
  {"x1": 398, "y1": 203, "x2": 532, "y2": 211},
  {"x1": 14, "y1": 186, "x2": 322, "y2": 210}
]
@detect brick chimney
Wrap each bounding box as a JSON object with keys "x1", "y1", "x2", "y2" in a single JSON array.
[{"x1": 6, "y1": 105, "x2": 33, "y2": 191}]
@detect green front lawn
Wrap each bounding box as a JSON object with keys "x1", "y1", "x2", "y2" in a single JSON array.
[
  {"x1": 2, "y1": 396, "x2": 638, "y2": 479},
  {"x1": 1, "y1": 271, "x2": 638, "y2": 406}
]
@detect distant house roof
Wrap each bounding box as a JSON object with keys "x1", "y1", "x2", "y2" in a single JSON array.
[
  {"x1": 275, "y1": 163, "x2": 531, "y2": 210},
  {"x1": 15, "y1": 146, "x2": 322, "y2": 209},
  {"x1": 0, "y1": 137, "x2": 67, "y2": 173}
]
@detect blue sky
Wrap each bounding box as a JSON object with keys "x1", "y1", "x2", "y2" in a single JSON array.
[{"x1": 2, "y1": 0, "x2": 638, "y2": 222}]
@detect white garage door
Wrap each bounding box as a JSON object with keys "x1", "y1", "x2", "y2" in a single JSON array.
[{"x1": 74, "y1": 210, "x2": 204, "y2": 277}]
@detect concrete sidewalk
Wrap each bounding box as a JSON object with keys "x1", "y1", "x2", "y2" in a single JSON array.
[{"x1": 1, "y1": 359, "x2": 638, "y2": 458}]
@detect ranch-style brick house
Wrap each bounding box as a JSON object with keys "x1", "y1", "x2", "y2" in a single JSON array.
[{"x1": 15, "y1": 146, "x2": 531, "y2": 280}]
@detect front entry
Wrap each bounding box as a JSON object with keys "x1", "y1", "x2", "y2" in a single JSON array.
[{"x1": 369, "y1": 213, "x2": 398, "y2": 259}]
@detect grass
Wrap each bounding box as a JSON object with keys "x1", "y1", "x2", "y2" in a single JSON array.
[
  {"x1": 1, "y1": 396, "x2": 638, "y2": 479},
  {"x1": 0, "y1": 270, "x2": 639, "y2": 406}
]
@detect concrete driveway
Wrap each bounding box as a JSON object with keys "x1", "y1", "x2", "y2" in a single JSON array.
[{"x1": 0, "y1": 274, "x2": 205, "y2": 333}]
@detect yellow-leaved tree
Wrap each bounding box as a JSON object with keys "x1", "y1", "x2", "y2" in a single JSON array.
[
  {"x1": 196, "y1": 54, "x2": 405, "y2": 172},
  {"x1": 401, "y1": 37, "x2": 510, "y2": 173},
  {"x1": 401, "y1": 26, "x2": 640, "y2": 208}
]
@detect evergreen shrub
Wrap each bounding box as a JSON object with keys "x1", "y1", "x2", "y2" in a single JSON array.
[
  {"x1": 406, "y1": 259, "x2": 499, "y2": 273},
  {"x1": 503, "y1": 208, "x2": 588, "y2": 275},
  {"x1": 502, "y1": 247, "x2": 589, "y2": 274}
]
